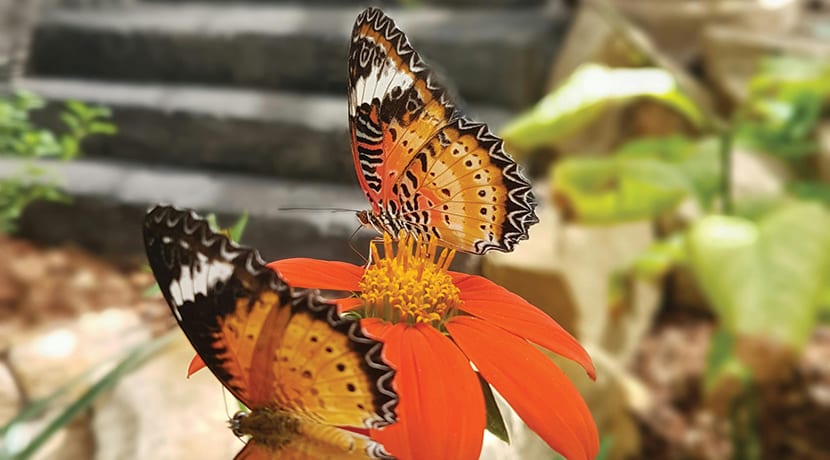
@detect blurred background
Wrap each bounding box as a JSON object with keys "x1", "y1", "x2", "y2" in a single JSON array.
[{"x1": 2, "y1": 0, "x2": 830, "y2": 459}]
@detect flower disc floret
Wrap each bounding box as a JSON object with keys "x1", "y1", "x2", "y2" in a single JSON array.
[{"x1": 359, "y1": 232, "x2": 461, "y2": 326}]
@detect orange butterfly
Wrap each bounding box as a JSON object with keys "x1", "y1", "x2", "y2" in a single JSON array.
[
  {"x1": 349, "y1": 7, "x2": 538, "y2": 255},
  {"x1": 143, "y1": 205, "x2": 397, "y2": 459}
]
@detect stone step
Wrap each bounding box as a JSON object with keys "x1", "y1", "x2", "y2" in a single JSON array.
[
  {"x1": 23, "y1": 77, "x2": 513, "y2": 183},
  {"x1": 1, "y1": 157, "x2": 477, "y2": 269},
  {"x1": 2, "y1": 157, "x2": 370, "y2": 263},
  {"x1": 142, "y1": 0, "x2": 545, "y2": 6},
  {"x1": 27, "y1": 3, "x2": 567, "y2": 109}
]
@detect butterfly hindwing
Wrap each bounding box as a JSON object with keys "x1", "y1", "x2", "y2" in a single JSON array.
[
  {"x1": 394, "y1": 117, "x2": 538, "y2": 254},
  {"x1": 348, "y1": 7, "x2": 538, "y2": 254},
  {"x1": 143, "y1": 205, "x2": 397, "y2": 457}
]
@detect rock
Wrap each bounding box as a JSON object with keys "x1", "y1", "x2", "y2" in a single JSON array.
[
  {"x1": 616, "y1": 0, "x2": 800, "y2": 66},
  {"x1": 703, "y1": 23, "x2": 830, "y2": 105},
  {"x1": 730, "y1": 147, "x2": 792, "y2": 202},
  {"x1": 8, "y1": 308, "x2": 152, "y2": 401},
  {"x1": 0, "y1": 360, "x2": 22, "y2": 426},
  {"x1": 92, "y1": 333, "x2": 240, "y2": 460}
]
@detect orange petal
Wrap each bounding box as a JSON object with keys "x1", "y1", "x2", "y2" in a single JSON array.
[
  {"x1": 336, "y1": 297, "x2": 363, "y2": 313},
  {"x1": 447, "y1": 316, "x2": 599, "y2": 460},
  {"x1": 267, "y1": 258, "x2": 363, "y2": 291},
  {"x1": 452, "y1": 273, "x2": 596, "y2": 379},
  {"x1": 187, "y1": 354, "x2": 206, "y2": 377},
  {"x1": 370, "y1": 323, "x2": 485, "y2": 460}
]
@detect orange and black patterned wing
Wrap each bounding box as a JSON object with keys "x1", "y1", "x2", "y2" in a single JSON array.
[
  {"x1": 348, "y1": 8, "x2": 537, "y2": 254},
  {"x1": 348, "y1": 7, "x2": 458, "y2": 211},
  {"x1": 142, "y1": 205, "x2": 397, "y2": 430},
  {"x1": 393, "y1": 118, "x2": 538, "y2": 254}
]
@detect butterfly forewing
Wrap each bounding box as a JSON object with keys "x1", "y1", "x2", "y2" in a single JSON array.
[
  {"x1": 349, "y1": 7, "x2": 458, "y2": 210},
  {"x1": 143, "y1": 205, "x2": 397, "y2": 457},
  {"x1": 348, "y1": 7, "x2": 538, "y2": 254}
]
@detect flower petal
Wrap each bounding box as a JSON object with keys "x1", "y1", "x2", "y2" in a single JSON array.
[
  {"x1": 369, "y1": 323, "x2": 485, "y2": 460},
  {"x1": 452, "y1": 273, "x2": 596, "y2": 379},
  {"x1": 336, "y1": 297, "x2": 363, "y2": 312},
  {"x1": 447, "y1": 316, "x2": 599, "y2": 460},
  {"x1": 187, "y1": 354, "x2": 206, "y2": 377},
  {"x1": 267, "y1": 258, "x2": 363, "y2": 291}
]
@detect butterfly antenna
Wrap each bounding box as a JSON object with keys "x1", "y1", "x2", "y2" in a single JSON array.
[
  {"x1": 348, "y1": 225, "x2": 370, "y2": 265},
  {"x1": 276, "y1": 207, "x2": 359, "y2": 213}
]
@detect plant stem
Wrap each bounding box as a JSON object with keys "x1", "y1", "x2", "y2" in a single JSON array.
[
  {"x1": 720, "y1": 129, "x2": 734, "y2": 215},
  {"x1": 730, "y1": 379, "x2": 761, "y2": 460}
]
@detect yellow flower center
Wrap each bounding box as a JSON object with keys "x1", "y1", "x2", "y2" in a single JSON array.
[{"x1": 359, "y1": 231, "x2": 461, "y2": 327}]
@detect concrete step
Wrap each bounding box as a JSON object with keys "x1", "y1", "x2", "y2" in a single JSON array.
[
  {"x1": 27, "y1": 3, "x2": 567, "y2": 109},
  {"x1": 1, "y1": 157, "x2": 476, "y2": 270},
  {"x1": 23, "y1": 77, "x2": 513, "y2": 183},
  {"x1": 142, "y1": 0, "x2": 546, "y2": 7},
  {"x1": 2, "y1": 157, "x2": 370, "y2": 263}
]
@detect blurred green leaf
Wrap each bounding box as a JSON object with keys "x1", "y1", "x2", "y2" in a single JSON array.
[
  {"x1": 687, "y1": 202, "x2": 830, "y2": 348},
  {"x1": 227, "y1": 213, "x2": 249, "y2": 242},
  {"x1": 790, "y1": 181, "x2": 830, "y2": 206},
  {"x1": 630, "y1": 232, "x2": 688, "y2": 280},
  {"x1": 734, "y1": 57, "x2": 830, "y2": 159},
  {"x1": 501, "y1": 64, "x2": 706, "y2": 152},
  {"x1": 553, "y1": 155, "x2": 688, "y2": 223},
  {"x1": 704, "y1": 329, "x2": 750, "y2": 392}
]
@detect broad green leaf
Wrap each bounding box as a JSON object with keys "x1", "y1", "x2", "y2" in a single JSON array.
[
  {"x1": 687, "y1": 203, "x2": 830, "y2": 348},
  {"x1": 616, "y1": 136, "x2": 721, "y2": 208},
  {"x1": 501, "y1": 64, "x2": 706, "y2": 152},
  {"x1": 552, "y1": 156, "x2": 689, "y2": 223}
]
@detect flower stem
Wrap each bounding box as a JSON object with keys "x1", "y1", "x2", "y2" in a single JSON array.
[{"x1": 720, "y1": 129, "x2": 734, "y2": 215}]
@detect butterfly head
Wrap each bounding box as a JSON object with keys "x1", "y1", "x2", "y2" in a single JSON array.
[{"x1": 229, "y1": 410, "x2": 249, "y2": 437}]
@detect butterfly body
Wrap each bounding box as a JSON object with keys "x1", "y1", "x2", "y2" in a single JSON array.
[
  {"x1": 143, "y1": 205, "x2": 397, "y2": 459},
  {"x1": 349, "y1": 7, "x2": 538, "y2": 255}
]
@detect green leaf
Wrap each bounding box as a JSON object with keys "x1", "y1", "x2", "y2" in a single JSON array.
[
  {"x1": 552, "y1": 156, "x2": 689, "y2": 223},
  {"x1": 616, "y1": 136, "x2": 722, "y2": 208},
  {"x1": 501, "y1": 64, "x2": 707, "y2": 152},
  {"x1": 478, "y1": 374, "x2": 509, "y2": 445},
  {"x1": 687, "y1": 203, "x2": 830, "y2": 348},
  {"x1": 703, "y1": 329, "x2": 750, "y2": 392},
  {"x1": 227, "y1": 213, "x2": 249, "y2": 242},
  {"x1": 88, "y1": 121, "x2": 117, "y2": 135},
  {"x1": 551, "y1": 136, "x2": 721, "y2": 223},
  {"x1": 630, "y1": 232, "x2": 687, "y2": 280}
]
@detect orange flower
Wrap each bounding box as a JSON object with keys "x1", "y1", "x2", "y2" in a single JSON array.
[{"x1": 268, "y1": 233, "x2": 599, "y2": 460}]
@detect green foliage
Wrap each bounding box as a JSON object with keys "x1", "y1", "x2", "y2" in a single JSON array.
[
  {"x1": 479, "y1": 373, "x2": 509, "y2": 445},
  {"x1": 0, "y1": 90, "x2": 117, "y2": 233},
  {"x1": 733, "y1": 57, "x2": 830, "y2": 159},
  {"x1": 686, "y1": 203, "x2": 830, "y2": 349},
  {"x1": 501, "y1": 64, "x2": 706, "y2": 153},
  {"x1": 552, "y1": 136, "x2": 720, "y2": 223}
]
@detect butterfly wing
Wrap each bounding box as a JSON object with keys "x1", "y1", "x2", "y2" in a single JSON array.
[
  {"x1": 348, "y1": 7, "x2": 458, "y2": 211},
  {"x1": 348, "y1": 7, "x2": 537, "y2": 254},
  {"x1": 234, "y1": 423, "x2": 390, "y2": 460},
  {"x1": 143, "y1": 205, "x2": 397, "y2": 430},
  {"x1": 393, "y1": 117, "x2": 538, "y2": 254}
]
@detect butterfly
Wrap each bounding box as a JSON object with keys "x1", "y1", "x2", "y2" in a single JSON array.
[
  {"x1": 143, "y1": 205, "x2": 398, "y2": 459},
  {"x1": 348, "y1": 7, "x2": 538, "y2": 255}
]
